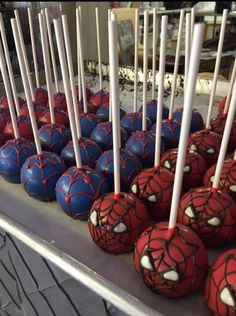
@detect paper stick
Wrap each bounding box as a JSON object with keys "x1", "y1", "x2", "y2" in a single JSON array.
[
  {"x1": 76, "y1": 9, "x2": 88, "y2": 114},
  {"x1": 151, "y1": 8, "x2": 157, "y2": 101},
  {"x1": 0, "y1": 39, "x2": 19, "y2": 138},
  {"x1": 154, "y1": 16, "x2": 168, "y2": 167},
  {"x1": 212, "y1": 77, "x2": 236, "y2": 189},
  {"x1": 191, "y1": 6, "x2": 195, "y2": 43},
  {"x1": 234, "y1": 149, "x2": 236, "y2": 160},
  {"x1": 0, "y1": 13, "x2": 21, "y2": 117},
  {"x1": 76, "y1": 9, "x2": 82, "y2": 102},
  {"x1": 95, "y1": 7, "x2": 103, "y2": 92},
  {"x1": 142, "y1": 11, "x2": 149, "y2": 131},
  {"x1": 168, "y1": 9, "x2": 185, "y2": 119},
  {"x1": 108, "y1": 9, "x2": 112, "y2": 122},
  {"x1": 54, "y1": 19, "x2": 82, "y2": 169},
  {"x1": 168, "y1": 24, "x2": 204, "y2": 230},
  {"x1": 223, "y1": 57, "x2": 236, "y2": 114},
  {"x1": 14, "y1": 9, "x2": 35, "y2": 102},
  {"x1": 205, "y1": 9, "x2": 228, "y2": 129},
  {"x1": 28, "y1": 7, "x2": 40, "y2": 89},
  {"x1": 109, "y1": 19, "x2": 120, "y2": 195},
  {"x1": 184, "y1": 13, "x2": 191, "y2": 90},
  {"x1": 45, "y1": 8, "x2": 59, "y2": 93},
  {"x1": 133, "y1": 8, "x2": 139, "y2": 113},
  {"x1": 38, "y1": 13, "x2": 55, "y2": 124},
  {"x1": 62, "y1": 14, "x2": 82, "y2": 138},
  {"x1": 11, "y1": 18, "x2": 42, "y2": 154}
]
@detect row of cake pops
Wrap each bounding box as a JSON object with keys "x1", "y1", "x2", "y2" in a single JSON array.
[{"x1": 88, "y1": 13, "x2": 236, "y2": 316}]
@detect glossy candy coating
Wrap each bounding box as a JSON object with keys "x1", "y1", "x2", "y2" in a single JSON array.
[
  {"x1": 139, "y1": 99, "x2": 169, "y2": 123},
  {"x1": 96, "y1": 103, "x2": 126, "y2": 122},
  {"x1": 173, "y1": 108, "x2": 204, "y2": 133},
  {"x1": 121, "y1": 112, "x2": 152, "y2": 136},
  {"x1": 3, "y1": 116, "x2": 33, "y2": 141},
  {"x1": 38, "y1": 108, "x2": 69, "y2": 128},
  {"x1": 80, "y1": 113, "x2": 99, "y2": 138}
]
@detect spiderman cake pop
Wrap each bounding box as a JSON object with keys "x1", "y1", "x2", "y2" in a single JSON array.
[
  {"x1": 20, "y1": 101, "x2": 47, "y2": 120},
  {"x1": 53, "y1": 92, "x2": 67, "y2": 111},
  {"x1": 205, "y1": 249, "x2": 236, "y2": 316},
  {"x1": 96, "y1": 103, "x2": 126, "y2": 122},
  {"x1": 75, "y1": 85, "x2": 93, "y2": 102},
  {"x1": 4, "y1": 116, "x2": 33, "y2": 141},
  {"x1": 88, "y1": 18, "x2": 149, "y2": 254},
  {"x1": 161, "y1": 148, "x2": 206, "y2": 190},
  {"x1": 139, "y1": 100, "x2": 169, "y2": 124},
  {"x1": 0, "y1": 134, "x2": 4, "y2": 147},
  {"x1": 55, "y1": 14, "x2": 110, "y2": 221},
  {"x1": 203, "y1": 153, "x2": 236, "y2": 201},
  {"x1": 151, "y1": 119, "x2": 181, "y2": 149},
  {"x1": 38, "y1": 107, "x2": 69, "y2": 128},
  {"x1": 34, "y1": 87, "x2": 48, "y2": 106},
  {"x1": 173, "y1": 108, "x2": 204, "y2": 133},
  {"x1": 0, "y1": 95, "x2": 25, "y2": 109},
  {"x1": 80, "y1": 112, "x2": 99, "y2": 138},
  {"x1": 0, "y1": 109, "x2": 10, "y2": 133},
  {"x1": 134, "y1": 21, "x2": 208, "y2": 299},
  {"x1": 121, "y1": 112, "x2": 152, "y2": 136}
]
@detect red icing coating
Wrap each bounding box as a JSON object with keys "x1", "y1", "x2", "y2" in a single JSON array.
[
  {"x1": 0, "y1": 96, "x2": 25, "y2": 109},
  {"x1": 38, "y1": 109, "x2": 69, "y2": 128},
  {"x1": 3, "y1": 116, "x2": 33, "y2": 141}
]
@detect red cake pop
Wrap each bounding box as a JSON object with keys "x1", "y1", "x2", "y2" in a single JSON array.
[
  {"x1": 161, "y1": 148, "x2": 206, "y2": 190},
  {"x1": 205, "y1": 249, "x2": 236, "y2": 316},
  {"x1": 130, "y1": 14, "x2": 174, "y2": 220},
  {"x1": 203, "y1": 152, "x2": 236, "y2": 201},
  {"x1": 218, "y1": 95, "x2": 227, "y2": 116},
  {"x1": 38, "y1": 108, "x2": 69, "y2": 128},
  {"x1": 134, "y1": 21, "x2": 208, "y2": 298},
  {"x1": 0, "y1": 108, "x2": 10, "y2": 133},
  {"x1": 0, "y1": 96, "x2": 25, "y2": 110},
  {"x1": 4, "y1": 116, "x2": 33, "y2": 141},
  {"x1": 34, "y1": 88, "x2": 48, "y2": 106},
  {"x1": 20, "y1": 101, "x2": 47, "y2": 120}
]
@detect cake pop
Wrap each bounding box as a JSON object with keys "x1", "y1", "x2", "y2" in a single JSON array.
[
  {"x1": 54, "y1": 15, "x2": 110, "y2": 221},
  {"x1": 53, "y1": 92, "x2": 67, "y2": 111},
  {"x1": 4, "y1": 116, "x2": 33, "y2": 141},
  {"x1": 75, "y1": 85, "x2": 93, "y2": 102},
  {"x1": 134, "y1": 23, "x2": 208, "y2": 298},
  {"x1": 34, "y1": 88, "x2": 48, "y2": 106},
  {"x1": 178, "y1": 55, "x2": 236, "y2": 247},
  {"x1": 140, "y1": 99, "x2": 169, "y2": 124},
  {"x1": 218, "y1": 95, "x2": 227, "y2": 117},
  {"x1": 205, "y1": 249, "x2": 236, "y2": 316},
  {"x1": 161, "y1": 148, "x2": 206, "y2": 190},
  {"x1": 188, "y1": 10, "x2": 228, "y2": 167},
  {"x1": 173, "y1": 108, "x2": 204, "y2": 133},
  {"x1": 0, "y1": 95, "x2": 25, "y2": 110},
  {"x1": 38, "y1": 107, "x2": 69, "y2": 128},
  {"x1": 0, "y1": 109, "x2": 10, "y2": 133},
  {"x1": 203, "y1": 151, "x2": 236, "y2": 201},
  {"x1": 12, "y1": 16, "x2": 65, "y2": 202},
  {"x1": 88, "y1": 18, "x2": 149, "y2": 254},
  {"x1": 0, "y1": 134, "x2": 4, "y2": 147},
  {"x1": 125, "y1": 12, "x2": 157, "y2": 168},
  {"x1": 131, "y1": 15, "x2": 174, "y2": 220},
  {"x1": 20, "y1": 101, "x2": 47, "y2": 120},
  {"x1": 80, "y1": 112, "x2": 99, "y2": 138},
  {"x1": 96, "y1": 102, "x2": 126, "y2": 122},
  {"x1": 89, "y1": 89, "x2": 109, "y2": 113},
  {"x1": 0, "y1": 37, "x2": 36, "y2": 183}
]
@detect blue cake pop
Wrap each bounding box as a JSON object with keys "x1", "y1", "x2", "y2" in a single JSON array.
[
  {"x1": 80, "y1": 113, "x2": 99, "y2": 138},
  {"x1": 125, "y1": 130, "x2": 166, "y2": 168},
  {"x1": 151, "y1": 119, "x2": 181, "y2": 150},
  {"x1": 173, "y1": 108, "x2": 204, "y2": 133},
  {"x1": 0, "y1": 138, "x2": 36, "y2": 183},
  {"x1": 96, "y1": 103, "x2": 126, "y2": 122},
  {"x1": 21, "y1": 152, "x2": 65, "y2": 202},
  {"x1": 56, "y1": 166, "x2": 110, "y2": 220},
  {"x1": 139, "y1": 99, "x2": 169, "y2": 123},
  {"x1": 91, "y1": 121, "x2": 128, "y2": 150},
  {"x1": 120, "y1": 112, "x2": 152, "y2": 136},
  {"x1": 95, "y1": 148, "x2": 142, "y2": 192},
  {"x1": 61, "y1": 137, "x2": 103, "y2": 169},
  {"x1": 38, "y1": 124, "x2": 71, "y2": 155}
]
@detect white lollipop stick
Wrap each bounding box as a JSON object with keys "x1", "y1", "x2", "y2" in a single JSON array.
[
  {"x1": 109, "y1": 19, "x2": 120, "y2": 196},
  {"x1": 62, "y1": 14, "x2": 82, "y2": 138},
  {"x1": 234, "y1": 149, "x2": 236, "y2": 160},
  {"x1": 96, "y1": 7, "x2": 103, "y2": 92},
  {"x1": 224, "y1": 57, "x2": 236, "y2": 114},
  {"x1": 212, "y1": 77, "x2": 236, "y2": 189},
  {"x1": 191, "y1": 6, "x2": 195, "y2": 42},
  {"x1": 28, "y1": 7, "x2": 40, "y2": 89},
  {"x1": 154, "y1": 15, "x2": 168, "y2": 167},
  {"x1": 45, "y1": 8, "x2": 59, "y2": 93},
  {"x1": 142, "y1": 11, "x2": 149, "y2": 131},
  {"x1": 0, "y1": 13, "x2": 21, "y2": 117},
  {"x1": 151, "y1": 8, "x2": 157, "y2": 101},
  {"x1": 54, "y1": 19, "x2": 82, "y2": 169},
  {"x1": 108, "y1": 9, "x2": 112, "y2": 122},
  {"x1": 38, "y1": 13, "x2": 55, "y2": 124},
  {"x1": 168, "y1": 9, "x2": 184, "y2": 119},
  {"x1": 184, "y1": 13, "x2": 191, "y2": 90},
  {"x1": 0, "y1": 40, "x2": 19, "y2": 138},
  {"x1": 76, "y1": 9, "x2": 88, "y2": 114},
  {"x1": 76, "y1": 9, "x2": 82, "y2": 102},
  {"x1": 14, "y1": 9, "x2": 35, "y2": 102},
  {"x1": 133, "y1": 8, "x2": 139, "y2": 113},
  {"x1": 11, "y1": 18, "x2": 42, "y2": 154},
  {"x1": 168, "y1": 24, "x2": 205, "y2": 230},
  {"x1": 205, "y1": 9, "x2": 228, "y2": 129}
]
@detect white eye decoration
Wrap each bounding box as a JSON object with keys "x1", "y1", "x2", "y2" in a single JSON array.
[
  {"x1": 131, "y1": 184, "x2": 138, "y2": 194},
  {"x1": 164, "y1": 160, "x2": 171, "y2": 169},
  {"x1": 190, "y1": 144, "x2": 197, "y2": 151},
  {"x1": 207, "y1": 148, "x2": 214, "y2": 154},
  {"x1": 207, "y1": 217, "x2": 221, "y2": 226},
  {"x1": 163, "y1": 270, "x2": 180, "y2": 282},
  {"x1": 114, "y1": 222, "x2": 127, "y2": 233},
  {"x1": 220, "y1": 286, "x2": 235, "y2": 307},
  {"x1": 90, "y1": 210, "x2": 98, "y2": 226},
  {"x1": 185, "y1": 206, "x2": 195, "y2": 218},
  {"x1": 148, "y1": 195, "x2": 157, "y2": 202},
  {"x1": 183, "y1": 165, "x2": 190, "y2": 173},
  {"x1": 141, "y1": 255, "x2": 153, "y2": 271},
  {"x1": 229, "y1": 185, "x2": 236, "y2": 192}
]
